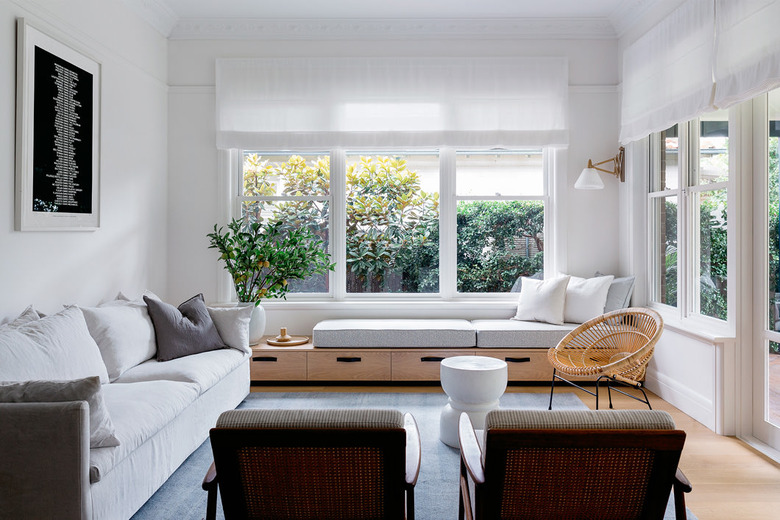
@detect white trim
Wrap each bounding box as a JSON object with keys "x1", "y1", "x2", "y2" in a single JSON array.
[
  {"x1": 439, "y1": 148, "x2": 456, "y2": 299},
  {"x1": 645, "y1": 366, "x2": 716, "y2": 432},
  {"x1": 331, "y1": 149, "x2": 347, "y2": 300},
  {"x1": 120, "y1": 0, "x2": 178, "y2": 37},
  {"x1": 169, "y1": 17, "x2": 617, "y2": 41}
]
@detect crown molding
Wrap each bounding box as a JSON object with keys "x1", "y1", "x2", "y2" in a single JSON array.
[
  {"x1": 168, "y1": 17, "x2": 617, "y2": 41},
  {"x1": 608, "y1": 0, "x2": 660, "y2": 38},
  {"x1": 121, "y1": 0, "x2": 178, "y2": 37}
]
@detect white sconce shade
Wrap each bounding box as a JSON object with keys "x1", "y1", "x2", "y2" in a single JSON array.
[{"x1": 574, "y1": 167, "x2": 605, "y2": 190}]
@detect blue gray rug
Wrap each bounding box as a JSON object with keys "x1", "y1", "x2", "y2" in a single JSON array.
[{"x1": 132, "y1": 391, "x2": 694, "y2": 519}]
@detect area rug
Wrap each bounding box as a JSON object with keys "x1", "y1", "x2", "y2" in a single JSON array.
[{"x1": 132, "y1": 391, "x2": 695, "y2": 520}]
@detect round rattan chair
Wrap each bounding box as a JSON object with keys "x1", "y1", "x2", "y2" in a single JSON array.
[{"x1": 547, "y1": 307, "x2": 663, "y2": 410}]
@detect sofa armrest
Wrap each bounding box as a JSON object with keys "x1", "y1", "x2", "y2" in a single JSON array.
[{"x1": 0, "y1": 402, "x2": 92, "y2": 520}]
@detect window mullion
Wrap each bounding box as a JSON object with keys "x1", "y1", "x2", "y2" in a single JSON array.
[
  {"x1": 440, "y1": 147, "x2": 456, "y2": 299},
  {"x1": 331, "y1": 149, "x2": 347, "y2": 300}
]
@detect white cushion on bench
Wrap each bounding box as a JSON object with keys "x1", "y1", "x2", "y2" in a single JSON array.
[
  {"x1": 473, "y1": 319, "x2": 576, "y2": 348},
  {"x1": 313, "y1": 319, "x2": 476, "y2": 348}
]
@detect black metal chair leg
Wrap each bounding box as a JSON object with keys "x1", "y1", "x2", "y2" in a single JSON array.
[
  {"x1": 548, "y1": 369, "x2": 557, "y2": 410},
  {"x1": 595, "y1": 377, "x2": 600, "y2": 410},
  {"x1": 607, "y1": 378, "x2": 615, "y2": 409},
  {"x1": 638, "y1": 385, "x2": 652, "y2": 410}
]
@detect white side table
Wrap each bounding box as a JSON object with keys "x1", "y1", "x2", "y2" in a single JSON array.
[{"x1": 439, "y1": 355, "x2": 508, "y2": 447}]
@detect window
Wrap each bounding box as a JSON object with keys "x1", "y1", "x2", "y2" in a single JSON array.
[
  {"x1": 345, "y1": 152, "x2": 439, "y2": 294},
  {"x1": 455, "y1": 151, "x2": 545, "y2": 293},
  {"x1": 240, "y1": 153, "x2": 331, "y2": 294},
  {"x1": 237, "y1": 149, "x2": 548, "y2": 299},
  {"x1": 648, "y1": 112, "x2": 729, "y2": 321}
]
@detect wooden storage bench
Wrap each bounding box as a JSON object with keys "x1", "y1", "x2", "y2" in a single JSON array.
[{"x1": 251, "y1": 318, "x2": 581, "y2": 383}]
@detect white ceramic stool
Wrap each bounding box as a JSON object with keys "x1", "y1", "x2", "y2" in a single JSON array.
[{"x1": 439, "y1": 355, "x2": 508, "y2": 447}]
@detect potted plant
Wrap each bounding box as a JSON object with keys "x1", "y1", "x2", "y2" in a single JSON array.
[{"x1": 207, "y1": 217, "x2": 334, "y2": 343}]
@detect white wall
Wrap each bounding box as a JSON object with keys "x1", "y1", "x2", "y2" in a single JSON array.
[
  {"x1": 167, "y1": 36, "x2": 623, "y2": 332},
  {"x1": 0, "y1": 0, "x2": 168, "y2": 319}
]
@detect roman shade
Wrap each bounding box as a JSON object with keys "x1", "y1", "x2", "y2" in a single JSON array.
[
  {"x1": 713, "y1": 0, "x2": 780, "y2": 108},
  {"x1": 215, "y1": 57, "x2": 569, "y2": 150},
  {"x1": 621, "y1": 0, "x2": 780, "y2": 143},
  {"x1": 620, "y1": 0, "x2": 715, "y2": 144}
]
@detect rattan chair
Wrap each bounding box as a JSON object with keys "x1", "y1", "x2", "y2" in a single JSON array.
[
  {"x1": 203, "y1": 408, "x2": 421, "y2": 520},
  {"x1": 547, "y1": 307, "x2": 663, "y2": 410},
  {"x1": 458, "y1": 409, "x2": 692, "y2": 520}
]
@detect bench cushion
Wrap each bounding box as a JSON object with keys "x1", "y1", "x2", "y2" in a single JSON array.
[
  {"x1": 472, "y1": 319, "x2": 576, "y2": 348},
  {"x1": 313, "y1": 319, "x2": 476, "y2": 348}
]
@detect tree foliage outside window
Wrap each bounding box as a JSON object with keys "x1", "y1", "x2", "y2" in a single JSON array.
[{"x1": 241, "y1": 153, "x2": 544, "y2": 295}]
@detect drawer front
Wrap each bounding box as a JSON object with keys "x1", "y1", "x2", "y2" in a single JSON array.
[
  {"x1": 250, "y1": 352, "x2": 307, "y2": 381},
  {"x1": 481, "y1": 349, "x2": 555, "y2": 381},
  {"x1": 307, "y1": 351, "x2": 392, "y2": 381},
  {"x1": 392, "y1": 350, "x2": 475, "y2": 381}
]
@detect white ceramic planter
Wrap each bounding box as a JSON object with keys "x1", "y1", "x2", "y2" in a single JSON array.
[{"x1": 240, "y1": 302, "x2": 266, "y2": 345}]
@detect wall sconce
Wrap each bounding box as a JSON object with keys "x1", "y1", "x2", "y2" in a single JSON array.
[{"x1": 574, "y1": 146, "x2": 625, "y2": 190}]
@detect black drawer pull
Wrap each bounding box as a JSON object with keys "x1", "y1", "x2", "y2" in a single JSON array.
[
  {"x1": 421, "y1": 356, "x2": 446, "y2": 362},
  {"x1": 336, "y1": 357, "x2": 362, "y2": 363},
  {"x1": 253, "y1": 356, "x2": 278, "y2": 362},
  {"x1": 505, "y1": 357, "x2": 531, "y2": 363}
]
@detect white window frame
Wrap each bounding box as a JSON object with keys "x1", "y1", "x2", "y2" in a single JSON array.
[
  {"x1": 647, "y1": 117, "x2": 734, "y2": 332},
  {"x1": 224, "y1": 147, "x2": 553, "y2": 302}
]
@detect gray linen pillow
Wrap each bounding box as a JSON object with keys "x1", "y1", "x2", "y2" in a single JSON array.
[
  {"x1": 144, "y1": 294, "x2": 227, "y2": 361},
  {"x1": 0, "y1": 376, "x2": 119, "y2": 448},
  {"x1": 595, "y1": 272, "x2": 636, "y2": 312}
]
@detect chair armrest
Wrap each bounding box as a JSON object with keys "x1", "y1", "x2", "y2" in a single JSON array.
[
  {"x1": 404, "y1": 413, "x2": 421, "y2": 486},
  {"x1": 458, "y1": 413, "x2": 484, "y2": 485},
  {"x1": 674, "y1": 468, "x2": 692, "y2": 493},
  {"x1": 673, "y1": 468, "x2": 692, "y2": 520},
  {"x1": 202, "y1": 461, "x2": 217, "y2": 490},
  {"x1": 0, "y1": 402, "x2": 92, "y2": 520}
]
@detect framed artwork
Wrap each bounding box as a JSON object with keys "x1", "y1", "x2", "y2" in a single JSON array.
[{"x1": 15, "y1": 19, "x2": 101, "y2": 231}]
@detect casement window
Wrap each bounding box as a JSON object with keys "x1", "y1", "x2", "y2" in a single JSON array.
[
  {"x1": 238, "y1": 148, "x2": 547, "y2": 299},
  {"x1": 648, "y1": 111, "x2": 729, "y2": 321}
]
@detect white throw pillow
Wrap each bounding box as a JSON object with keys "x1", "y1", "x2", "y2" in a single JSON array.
[
  {"x1": 81, "y1": 299, "x2": 157, "y2": 381},
  {"x1": 512, "y1": 275, "x2": 571, "y2": 325},
  {"x1": 0, "y1": 377, "x2": 119, "y2": 448},
  {"x1": 207, "y1": 305, "x2": 253, "y2": 355},
  {"x1": 564, "y1": 275, "x2": 615, "y2": 324},
  {"x1": 0, "y1": 306, "x2": 109, "y2": 384}
]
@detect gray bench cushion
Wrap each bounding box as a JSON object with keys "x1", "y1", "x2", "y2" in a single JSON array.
[
  {"x1": 472, "y1": 319, "x2": 576, "y2": 348},
  {"x1": 313, "y1": 319, "x2": 476, "y2": 348}
]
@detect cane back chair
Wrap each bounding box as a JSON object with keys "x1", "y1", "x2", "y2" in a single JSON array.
[
  {"x1": 203, "y1": 408, "x2": 421, "y2": 520},
  {"x1": 547, "y1": 307, "x2": 663, "y2": 410}
]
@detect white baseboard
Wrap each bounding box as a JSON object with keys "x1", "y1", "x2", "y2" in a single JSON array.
[{"x1": 645, "y1": 368, "x2": 716, "y2": 432}]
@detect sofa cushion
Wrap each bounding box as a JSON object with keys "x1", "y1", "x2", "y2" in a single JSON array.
[
  {"x1": 80, "y1": 299, "x2": 157, "y2": 381},
  {"x1": 89, "y1": 380, "x2": 200, "y2": 483},
  {"x1": 113, "y1": 349, "x2": 247, "y2": 394},
  {"x1": 0, "y1": 305, "x2": 42, "y2": 328},
  {"x1": 0, "y1": 376, "x2": 119, "y2": 448},
  {"x1": 472, "y1": 319, "x2": 576, "y2": 348},
  {"x1": 313, "y1": 319, "x2": 476, "y2": 348},
  {"x1": 144, "y1": 294, "x2": 227, "y2": 361},
  {"x1": 0, "y1": 306, "x2": 109, "y2": 384}
]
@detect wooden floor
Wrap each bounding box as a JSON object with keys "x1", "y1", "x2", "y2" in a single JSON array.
[{"x1": 251, "y1": 383, "x2": 780, "y2": 520}]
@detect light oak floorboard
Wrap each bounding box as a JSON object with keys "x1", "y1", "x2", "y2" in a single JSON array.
[{"x1": 250, "y1": 384, "x2": 780, "y2": 520}]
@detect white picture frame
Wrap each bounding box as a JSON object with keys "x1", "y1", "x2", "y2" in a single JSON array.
[{"x1": 15, "y1": 19, "x2": 101, "y2": 231}]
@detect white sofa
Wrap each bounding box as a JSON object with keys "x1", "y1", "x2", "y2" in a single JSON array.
[{"x1": 0, "y1": 296, "x2": 251, "y2": 520}]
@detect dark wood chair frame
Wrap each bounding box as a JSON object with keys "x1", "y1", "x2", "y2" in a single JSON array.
[
  {"x1": 458, "y1": 414, "x2": 692, "y2": 520},
  {"x1": 203, "y1": 413, "x2": 421, "y2": 520}
]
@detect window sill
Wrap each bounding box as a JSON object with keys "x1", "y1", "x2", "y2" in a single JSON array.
[
  {"x1": 218, "y1": 297, "x2": 520, "y2": 314},
  {"x1": 650, "y1": 304, "x2": 735, "y2": 344}
]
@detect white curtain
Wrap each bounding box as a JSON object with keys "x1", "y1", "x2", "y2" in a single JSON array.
[
  {"x1": 215, "y1": 57, "x2": 569, "y2": 150},
  {"x1": 620, "y1": 0, "x2": 715, "y2": 144},
  {"x1": 713, "y1": 0, "x2": 780, "y2": 108}
]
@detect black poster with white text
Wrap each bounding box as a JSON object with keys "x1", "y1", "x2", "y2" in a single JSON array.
[{"x1": 32, "y1": 45, "x2": 93, "y2": 214}]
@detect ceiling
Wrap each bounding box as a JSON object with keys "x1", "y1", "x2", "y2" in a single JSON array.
[{"x1": 123, "y1": 0, "x2": 679, "y2": 40}]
